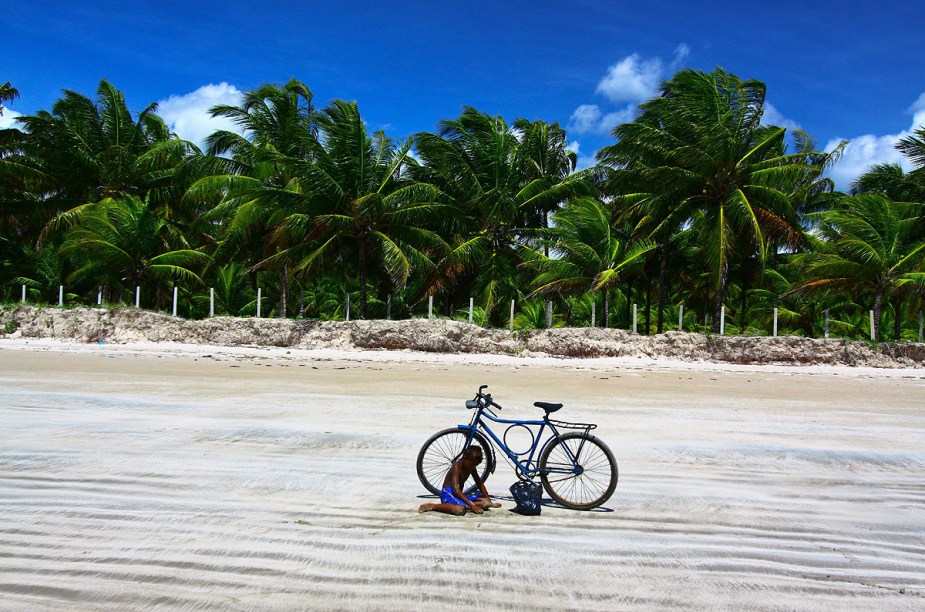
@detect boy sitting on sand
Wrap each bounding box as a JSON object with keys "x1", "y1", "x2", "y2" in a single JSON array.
[{"x1": 419, "y1": 446, "x2": 501, "y2": 515}]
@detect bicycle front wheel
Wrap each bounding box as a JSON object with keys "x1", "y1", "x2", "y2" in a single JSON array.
[
  {"x1": 539, "y1": 432, "x2": 617, "y2": 510},
  {"x1": 416, "y1": 427, "x2": 494, "y2": 495}
]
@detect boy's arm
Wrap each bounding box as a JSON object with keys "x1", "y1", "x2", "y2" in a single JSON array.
[{"x1": 472, "y1": 471, "x2": 491, "y2": 502}]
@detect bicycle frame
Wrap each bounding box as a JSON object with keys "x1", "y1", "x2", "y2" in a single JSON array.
[{"x1": 457, "y1": 402, "x2": 584, "y2": 478}]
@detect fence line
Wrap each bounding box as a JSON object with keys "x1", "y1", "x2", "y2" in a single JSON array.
[{"x1": 10, "y1": 285, "x2": 925, "y2": 343}]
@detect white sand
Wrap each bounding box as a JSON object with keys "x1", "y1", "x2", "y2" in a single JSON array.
[{"x1": 1, "y1": 339, "x2": 923, "y2": 610}]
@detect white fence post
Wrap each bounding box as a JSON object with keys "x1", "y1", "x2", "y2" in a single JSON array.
[
  {"x1": 135, "y1": 286, "x2": 140, "y2": 309},
  {"x1": 21, "y1": 284, "x2": 26, "y2": 304},
  {"x1": 428, "y1": 295, "x2": 433, "y2": 318},
  {"x1": 870, "y1": 310, "x2": 875, "y2": 341},
  {"x1": 209, "y1": 288, "x2": 214, "y2": 317},
  {"x1": 97, "y1": 286, "x2": 102, "y2": 306},
  {"x1": 824, "y1": 309, "x2": 830, "y2": 339},
  {"x1": 386, "y1": 294, "x2": 392, "y2": 320},
  {"x1": 546, "y1": 301, "x2": 552, "y2": 329},
  {"x1": 256, "y1": 288, "x2": 262, "y2": 317},
  {"x1": 591, "y1": 302, "x2": 596, "y2": 328},
  {"x1": 632, "y1": 304, "x2": 637, "y2": 334},
  {"x1": 678, "y1": 304, "x2": 683, "y2": 332},
  {"x1": 345, "y1": 293, "x2": 350, "y2": 322},
  {"x1": 509, "y1": 299, "x2": 515, "y2": 331},
  {"x1": 720, "y1": 306, "x2": 725, "y2": 335},
  {"x1": 58, "y1": 285, "x2": 63, "y2": 306},
  {"x1": 172, "y1": 286, "x2": 178, "y2": 317},
  {"x1": 773, "y1": 307, "x2": 778, "y2": 337},
  {"x1": 468, "y1": 297, "x2": 473, "y2": 324}
]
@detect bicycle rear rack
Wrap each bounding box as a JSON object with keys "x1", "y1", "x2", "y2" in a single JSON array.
[{"x1": 546, "y1": 418, "x2": 597, "y2": 435}]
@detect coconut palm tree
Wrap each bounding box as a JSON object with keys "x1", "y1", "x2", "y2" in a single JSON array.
[
  {"x1": 0, "y1": 82, "x2": 18, "y2": 115},
  {"x1": 522, "y1": 197, "x2": 655, "y2": 326},
  {"x1": 413, "y1": 108, "x2": 593, "y2": 320},
  {"x1": 851, "y1": 163, "x2": 924, "y2": 202},
  {"x1": 18, "y1": 80, "x2": 196, "y2": 214},
  {"x1": 598, "y1": 68, "x2": 815, "y2": 333},
  {"x1": 897, "y1": 126, "x2": 925, "y2": 171},
  {"x1": 186, "y1": 79, "x2": 317, "y2": 316},
  {"x1": 790, "y1": 194, "x2": 925, "y2": 341},
  {"x1": 58, "y1": 196, "x2": 208, "y2": 305},
  {"x1": 267, "y1": 99, "x2": 447, "y2": 319}
]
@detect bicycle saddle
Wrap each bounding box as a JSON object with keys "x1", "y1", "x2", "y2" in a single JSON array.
[{"x1": 534, "y1": 401, "x2": 562, "y2": 413}]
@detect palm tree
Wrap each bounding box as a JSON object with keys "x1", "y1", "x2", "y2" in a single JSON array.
[
  {"x1": 187, "y1": 79, "x2": 317, "y2": 317},
  {"x1": 790, "y1": 194, "x2": 925, "y2": 341},
  {"x1": 58, "y1": 196, "x2": 207, "y2": 305},
  {"x1": 851, "y1": 163, "x2": 924, "y2": 202},
  {"x1": 598, "y1": 68, "x2": 815, "y2": 333},
  {"x1": 897, "y1": 126, "x2": 925, "y2": 171},
  {"x1": 268, "y1": 99, "x2": 447, "y2": 319},
  {"x1": 18, "y1": 80, "x2": 195, "y2": 213},
  {"x1": 522, "y1": 197, "x2": 655, "y2": 326},
  {"x1": 0, "y1": 82, "x2": 18, "y2": 115},
  {"x1": 413, "y1": 108, "x2": 593, "y2": 320}
]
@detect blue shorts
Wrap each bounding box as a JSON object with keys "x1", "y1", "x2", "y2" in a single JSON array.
[{"x1": 440, "y1": 487, "x2": 480, "y2": 506}]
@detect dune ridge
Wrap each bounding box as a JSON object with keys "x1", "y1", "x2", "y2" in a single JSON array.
[{"x1": 1, "y1": 305, "x2": 923, "y2": 368}]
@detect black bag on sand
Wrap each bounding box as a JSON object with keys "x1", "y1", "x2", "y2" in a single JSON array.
[{"x1": 510, "y1": 480, "x2": 542, "y2": 515}]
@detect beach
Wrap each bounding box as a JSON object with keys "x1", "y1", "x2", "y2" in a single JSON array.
[{"x1": 1, "y1": 339, "x2": 923, "y2": 610}]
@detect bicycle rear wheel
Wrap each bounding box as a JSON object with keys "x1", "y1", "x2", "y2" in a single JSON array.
[
  {"x1": 416, "y1": 427, "x2": 494, "y2": 495},
  {"x1": 539, "y1": 432, "x2": 617, "y2": 510}
]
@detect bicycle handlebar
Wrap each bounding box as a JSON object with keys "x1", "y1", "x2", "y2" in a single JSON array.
[{"x1": 471, "y1": 384, "x2": 501, "y2": 410}]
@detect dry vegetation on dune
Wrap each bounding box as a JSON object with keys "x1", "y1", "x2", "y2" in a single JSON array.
[{"x1": 2, "y1": 304, "x2": 924, "y2": 368}]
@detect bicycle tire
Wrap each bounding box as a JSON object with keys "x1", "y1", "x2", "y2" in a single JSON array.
[
  {"x1": 416, "y1": 428, "x2": 494, "y2": 496},
  {"x1": 539, "y1": 432, "x2": 617, "y2": 510}
]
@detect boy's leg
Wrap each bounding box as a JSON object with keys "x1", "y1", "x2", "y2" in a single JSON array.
[
  {"x1": 475, "y1": 497, "x2": 502, "y2": 509},
  {"x1": 419, "y1": 502, "x2": 466, "y2": 515}
]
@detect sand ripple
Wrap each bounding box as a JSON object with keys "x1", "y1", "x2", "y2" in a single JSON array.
[{"x1": 1, "y1": 349, "x2": 923, "y2": 610}]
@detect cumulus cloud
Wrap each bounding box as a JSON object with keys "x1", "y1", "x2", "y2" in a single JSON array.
[
  {"x1": 595, "y1": 54, "x2": 663, "y2": 104},
  {"x1": 569, "y1": 46, "x2": 688, "y2": 135},
  {"x1": 824, "y1": 92, "x2": 925, "y2": 191},
  {"x1": 157, "y1": 83, "x2": 244, "y2": 150},
  {"x1": 568, "y1": 104, "x2": 635, "y2": 135},
  {"x1": 0, "y1": 108, "x2": 22, "y2": 129}
]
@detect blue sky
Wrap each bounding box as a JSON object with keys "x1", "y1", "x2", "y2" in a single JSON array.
[{"x1": 3, "y1": 0, "x2": 924, "y2": 189}]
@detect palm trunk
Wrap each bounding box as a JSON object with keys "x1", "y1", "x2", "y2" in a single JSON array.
[
  {"x1": 893, "y1": 297, "x2": 902, "y2": 341},
  {"x1": 279, "y1": 264, "x2": 288, "y2": 319},
  {"x1": 872, "y1": 289, "x2": 883, "y2": 342},
  {"x1": 358, "y1": 239, "x2": 367, "y2": 319},
  {"x1": 656, "y1": 238, "x2": 668, "y2": 334}
]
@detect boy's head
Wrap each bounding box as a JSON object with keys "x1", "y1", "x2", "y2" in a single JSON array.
[{"x1": 462, "y1": 446, "x2": 483, "y2": 466}]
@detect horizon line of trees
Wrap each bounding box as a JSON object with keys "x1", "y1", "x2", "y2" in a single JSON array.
[{"x1": 1, "y1": 71, "x2": 924, "y2": 342}]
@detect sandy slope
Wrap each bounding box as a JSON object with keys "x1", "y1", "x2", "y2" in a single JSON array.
[{"x1": 1, "y1": 342, "x2": 923, "y2": 610}]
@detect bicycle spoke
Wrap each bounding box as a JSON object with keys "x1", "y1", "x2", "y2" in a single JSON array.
[{"x1": 539, "y1": 433, "x2": 617, "y2": 510}]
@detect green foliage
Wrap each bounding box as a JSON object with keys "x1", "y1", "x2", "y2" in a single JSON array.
[{"x1": 2, "y1": 75, "x2": 925, "y2": 341}]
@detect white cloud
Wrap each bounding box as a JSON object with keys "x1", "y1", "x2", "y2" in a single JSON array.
[
  {"x1": 0, "y1": 108, "x2": 22, "y2": 129},
  {"x1": 156, "y1": 83, "x2": 243, "y2": 150},
  {"x1": 568, "y1": 103, "x2": 636, "y2": 135},
  {"x1": 570, "y1": 47, "x2": 688, "y2": 136},
  {"x1": 824, "y1": 92, "x2": 925, "y2": 191},
  {"x1": 670, "y1": 44, "x2": 690, "y2": 71},
  {"x1": 761, "y1": 102, "x2": 802, "y2": 132},
  {"x1": 595, "y1": 54, "x2": 663, "y2": 104}
]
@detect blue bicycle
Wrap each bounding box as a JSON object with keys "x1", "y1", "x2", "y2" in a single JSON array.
[{"x1": 417, "y1": 385, "x2": 618, "y2": 510}]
